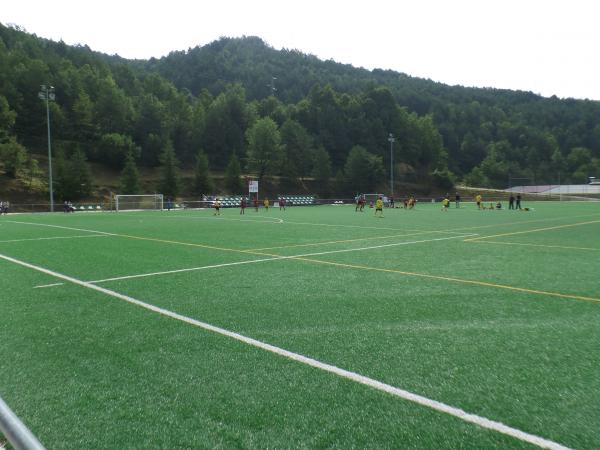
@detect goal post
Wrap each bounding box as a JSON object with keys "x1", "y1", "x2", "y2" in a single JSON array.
[
  {"x1": 114, "y1": 194, "x2": 164, "y2": 212},
  {"x1": 363, "y1": 193, "x2": 382, "y2": 205}
]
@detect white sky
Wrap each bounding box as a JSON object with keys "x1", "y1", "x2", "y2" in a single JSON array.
[{"x1": 3, "y1": 0, "x2": 600, "y2": 100}]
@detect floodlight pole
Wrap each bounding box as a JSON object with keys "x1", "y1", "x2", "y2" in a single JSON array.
[
  {"x1": 39, "y1": 85, "x2": 55, "y2": 212},
  {"x1": 388, "y1": 133, "x2": 395, "y2": 196}
]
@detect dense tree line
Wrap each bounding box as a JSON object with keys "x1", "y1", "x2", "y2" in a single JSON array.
[
  {"x1": 151, "y1": 36, "x2": 600, "y2": 187},
  {"x1": 1, "y1": 23, "x2": 599, "y2": 202}
]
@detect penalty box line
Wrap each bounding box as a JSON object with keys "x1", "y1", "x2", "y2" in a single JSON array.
[{"x1": 0, "y1": 251, "x2": 571, "y2": 450}]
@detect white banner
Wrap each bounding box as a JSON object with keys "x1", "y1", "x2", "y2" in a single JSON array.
[{"x1": 249, "y1": 181, "x2": 259, "y2": 193}]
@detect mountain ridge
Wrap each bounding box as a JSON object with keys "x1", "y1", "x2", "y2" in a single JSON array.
[{"x1": 1, "y1": 23, "x2": 599, "y2": 203}]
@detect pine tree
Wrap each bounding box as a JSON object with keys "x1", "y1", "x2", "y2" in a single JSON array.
[
  {"x1": 25, "y1": 152, "x2": 43, "y2": 192},
  {"x1": 0, "y1": 137, "x2": 27, "y2": 178},
  {"x1": 224, "y1": 153, "x2": 245, "y2": 194},
  {"x1": 53, "y1": 149, "x2": 70, "y2": 201},
  {"x1": 312, "y1": 147, "x2": 331, "y2": 195},
  {"x1": 68, "y1": 148, "x2": 93, "y2": 199},
  {"x1": 120, "y1": 151, "x2": 141, "y2": 194},
  {"x1": 192, "y1": 149, "x2": 213, "y2": 195},
  {"x1": 158, "y1": 142, "x2": 180, "y2": 198}
]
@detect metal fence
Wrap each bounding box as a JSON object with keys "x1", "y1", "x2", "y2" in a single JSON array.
[
  {"x1": 0, "y1": 396, "x2": 45, "y2": 450},
  {"x1": 6, "y1": 203, "x2": 107, "y2": 213}
]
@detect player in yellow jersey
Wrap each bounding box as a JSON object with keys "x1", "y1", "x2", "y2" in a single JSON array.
[
  {"x1": 374, "y1": 196, "x2": 384, "y2": 217},
  {"x1": 475, "y1": 193, "x2": 482, "y2": 209},
  {"x1": 441, "y1": 197, "x2": 449, "y2": 211},
  {"x1": 263, "y1": 198, "x2": 269, "y2": 211}
]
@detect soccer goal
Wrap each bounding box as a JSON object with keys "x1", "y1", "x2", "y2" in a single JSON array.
[
  {"x1": 114, "y1": 194, "x2": 163, "y2": 212},
  {"x1": 362, "y1": 193, "x2": 383, "y2": 205}
]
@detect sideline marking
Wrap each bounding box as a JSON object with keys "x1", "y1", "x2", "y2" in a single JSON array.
[
  {"x1": 464, "y1": 220, "x2": 600, "y2": 242},
  {"x1": 32, "y1": 234, "x2": 473, "y2": 288},
  {"x1": 468, "y1": 240, "x2": 600, "y2": 252},
  {"x1": 0, "y1": 251, "x2": 571, "y2": 450},
  {"x1": 0, "y1": 235, "x2": 109, "y2": 243}
]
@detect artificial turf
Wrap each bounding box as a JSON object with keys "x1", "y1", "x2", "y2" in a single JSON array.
[{"x1": 1, "y1": 200, "x2": 599, "y2": 449}]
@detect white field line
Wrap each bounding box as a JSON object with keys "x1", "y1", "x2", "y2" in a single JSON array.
[
  {"x1": 156, "y1": 215, "x2": 284, "y2": 224},
  {"x1": 274, "y1": 219, "x2": 475, "y2": 235},
  {"x1": 0, "y1": 235, "x2": 109, "y2": 243},
  {"x1": 8, "y1": 221, "x2": 117, "y2": 236},
  {"x1": 86, "y1": 256, "x2": 285, "y2": 284},
  {"x1": 286, "y1": 234, "x2": 478, "y2": 258},
  {"x1": 133, "y1": 213, "x2": 475, "y2": 236},
  {"x1": 0, "y1": 251, "x2": 570, "y2": 450},
  {"x1": 277, "y1": 211, "x2": 600, "y2": 235},
  {"x1": 32, "y1": 234, "x2": 476, "y2": 288},
  {"x1": 33, "y1": 282, "x2": 65, "y2": 289}
]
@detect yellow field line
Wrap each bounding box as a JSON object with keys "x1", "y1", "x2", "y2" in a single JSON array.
[
  {"x1": 463, "y1": 219, "x2": 600, "y2": 242},
  {"x1": 289, "y1": 257, "x2": 600, "y2": 304},
  {"x1": 445, "y1": 211, "x2": 600, "y2": 233},
  {"x1": 114, "y1": 233, "x2": 600, "y2": 304},
  {"x1": 12, "y1": 220, "x2": 600, "y2": 305},
  {"x1": 110, "y1": 233, "x2": 261, "y2": 255},
  {"x1": 468, "y1": 240, "x2": 600, "y2": 252},
  {"x1": 248, "y1": 230, "x2": 464, "y2": 251},
  {"x1": 81, "y1": 211, "x2": 600, "y2": 254},
  {"x1": 104, "y1": 233, "x2": 600, "y2": 304},
  {"x1": 266, "y1": 213, "x2": 600, "y2": 251},
  {"x1": 277, "y1": 212, "x2": 600, "y2": 245}
]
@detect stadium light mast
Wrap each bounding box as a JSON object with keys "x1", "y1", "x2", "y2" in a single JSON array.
[
  {"x1": 388, "y1": 133, "x2": 395, "y2": 196},
  {"x1": 38, "y1": 85, "x2": 56, "y2": 212}
]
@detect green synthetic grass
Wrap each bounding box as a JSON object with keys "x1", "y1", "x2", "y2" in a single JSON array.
[{"x1": 1, "y1": 201, "x2": 600, "y2": 449}]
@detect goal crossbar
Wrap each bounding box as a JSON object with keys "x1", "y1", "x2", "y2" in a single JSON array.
[{"x1": 115, "y1": 194, "x2": 164, "y2": 212}]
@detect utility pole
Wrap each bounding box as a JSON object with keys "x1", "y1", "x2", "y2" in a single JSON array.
[
  {"x1": 38, "y1": 85, "x2": 55, "y2": 212},
  {"x1": 388, "y1": 133, "x2": 395, "y2": 196}
]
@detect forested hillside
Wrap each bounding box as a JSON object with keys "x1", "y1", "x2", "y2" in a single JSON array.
[
  {"x1": 1, "y1": 23, "x2": 599, "y2": 202},
  {"x1": 150, "y1": 37, "x2": 600, "y2": 186}
]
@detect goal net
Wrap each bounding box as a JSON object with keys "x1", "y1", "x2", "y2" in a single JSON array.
[
  {"x1": 115, "y1": 194, "x2": 164, "y2": 212},
  {"x1": 363, "y1": 193, "x2": 383, "y2": 205}
]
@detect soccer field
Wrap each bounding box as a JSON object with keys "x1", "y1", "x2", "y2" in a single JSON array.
[{"x1": 1, "y1": 201, "x2": 600, "y2": 449}]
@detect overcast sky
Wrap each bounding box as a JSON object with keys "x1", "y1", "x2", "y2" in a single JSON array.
[{"x1": 3, "y1": 0, "x2": 600, "y2": 100}]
